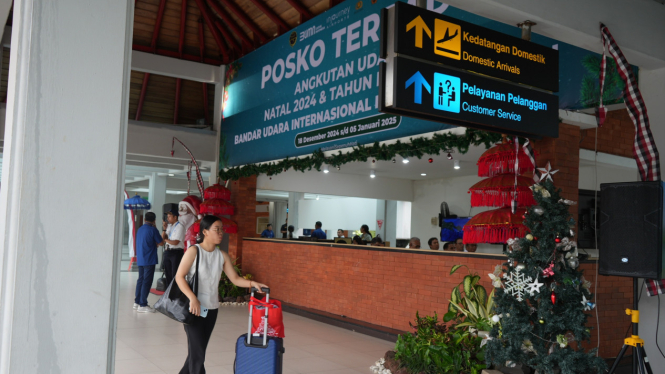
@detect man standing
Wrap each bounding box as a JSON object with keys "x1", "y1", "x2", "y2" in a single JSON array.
[
  {"x1": 311, "y1": 221, "x2": 327, "y2": 240},
  {"x1": 261, "y1": 224, "x2": 275, "y2": 238},
  {"x1": 428, "y1": 237, "x2": 440, "y2": 250},
  {"x1": 162, "y1": 208, "x2": 185, "y2": 287},
  {"x1": 281, "y1": 218, "x2": 288, "y2": 239},
  {"x1": 134, "y1": 212, "x2": 164, "y2": 313}
]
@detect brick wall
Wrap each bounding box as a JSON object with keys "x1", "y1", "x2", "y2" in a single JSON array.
[
  {"x1": 228, "y1": 176, "x2": 258, "y2": 262},
  {"x1": 579, "y1": 109, "x2": 635, "y2": 158},
  {"x1": 243, "y1": 239, "x2": 631, "y2": 358}
]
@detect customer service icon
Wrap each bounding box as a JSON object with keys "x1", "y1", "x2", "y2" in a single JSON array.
[{"x1": 434, "y1": 73, "x2": 460, "y2": 113}]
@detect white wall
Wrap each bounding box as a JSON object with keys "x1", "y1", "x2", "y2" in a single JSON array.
[
  {"x1": 395, "y1": 201, "x2": 412, "y2": 239},
  {"x1": 579, "y1": 163, "x2": 640, "y2": 191},
  {"x1": 258, "y1": 170, "x2": 413, "y2": 202},
  {"x1": 297, "y1": 197, "x2": 378, "y2": 235}
]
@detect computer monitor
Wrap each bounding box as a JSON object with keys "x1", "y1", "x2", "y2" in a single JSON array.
[{"x1": 302, "y1": 228, "x2": 313, "y2": 236}]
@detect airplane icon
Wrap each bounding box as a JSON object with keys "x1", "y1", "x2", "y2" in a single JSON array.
[
  {"x1": 434, "y1": 19, "x2": 461, "y2": 60},
  {"x1": 436, "y1": 28, "x2": 459, "y2": 55}
]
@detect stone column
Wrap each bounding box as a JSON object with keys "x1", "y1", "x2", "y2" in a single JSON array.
[{"x1": 0, "y1": 0, "x2": 133, "y2": 372}]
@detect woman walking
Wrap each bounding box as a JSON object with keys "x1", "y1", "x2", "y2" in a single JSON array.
[{"x1": 175, "y1": 215, "x2": 268, "y2": 374}]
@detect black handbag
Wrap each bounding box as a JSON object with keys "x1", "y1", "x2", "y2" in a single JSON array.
[
  {"x1": 155, "y1": 273, "x2": 167, "y2": 292},
  {"x1": 154, "y1": 246, "x2": 199, "y2": 324}
]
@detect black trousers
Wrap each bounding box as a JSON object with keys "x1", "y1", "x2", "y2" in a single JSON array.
[
  {"x1": 180, "y1": 309, "x2": 219, "y2": 374},
  {"x1": 163, "y1": 249, "x2": 184, "y2": 286}
]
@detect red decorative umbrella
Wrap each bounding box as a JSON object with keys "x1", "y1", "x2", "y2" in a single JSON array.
[
  {"x1": 469, "y1": 175, "x2": 537, "y2": 207},
  {"x1": 463, "y1": 207, "x2": 528, "y2": 244},
  {"x1": 477, "y1": 142, "x2": 534, "y2": 177},
  {"x1": 221, "y1": 217, "x2": 238, "y2": 234},
  {"x1": 204, "y1": 183, "x2": 231, "y2": 201},
  {"x1": 200, "y1": 199, "x2": 235, "y2": 216}
]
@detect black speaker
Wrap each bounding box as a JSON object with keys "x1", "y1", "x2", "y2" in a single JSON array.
[
  {"x1": 599, "y1": 181, "x2": 665, "y2": 279},
  {"x1": 162, "y1": 203, "x2": 178, "y2": 222}
]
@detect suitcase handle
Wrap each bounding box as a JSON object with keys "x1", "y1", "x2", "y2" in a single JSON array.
[{"x1": 247, "y1": 288, "x2": 271, "y2": 347}]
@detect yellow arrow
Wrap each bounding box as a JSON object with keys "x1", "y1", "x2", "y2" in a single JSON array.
[{"x1": 406, "y1": 16, "x2": 432, "y2": 49}]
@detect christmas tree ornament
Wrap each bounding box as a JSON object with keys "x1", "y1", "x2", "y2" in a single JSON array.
[
  {"x1": 556, "y1": 334, "x2": 568, "y2": 348},
  {"x1": 527, "y1": 277, "x2": 544, "y2": 296},
  {"x1": 533, "y1": 236, "x2": 538, "y2": 241},
  {"x1": 521, "y1": 340, "x2": 536, "y2": 353},
  {"x1": 582, "y1": 277, "x2": 592, "y2": 290},
  {"x1": 392, "y1": 159, "x2": 396, "y2": 163},
  {"x1": 555, "y1": 234, "x2": 561, "y2": 243},
  {"x1": 537, "y1": 162, "x2": 559, "y2": 182},
  {"x1": 551, "y1": 291, "x2": 557, "y2": 305},
  {"x1": 529, "y1": 184, "x2": 551, "y2": 198},
  {"x1": 516, "y1": 264, "x2": 525, "y2": 271},
  {"x1": 507, "y1": 258, "x2": 517, "y2": 267},
  {"x1": 542, "y1": 263, "x2": 555, "y2": 277},
  {"x1": 565, "y1": 248, "x2": 579, "y2": 259},
  {"x1": 337, "y1": 166, "x2": 341, "y2": 170},
  {"x1": 532, "y1": 206, "x2": 545, "y2": 215},
  {"x1": 558, "y1": 199, "x2": 577, "y2": 206},
  {"x1": 581, "y1": 295, "x2": 596, "y2": 311},
  {"x1": 526, "y1": 234, "x2": 534, "y2": 241},
  {"x1": 372, "y1": 159, "x2": 376, "y2": 163},
  {"x1": 539, "y1": 318, "x2": 545, "y2": 324},
  {"x1": 503, "y1": 268, "x2": 533, "y2": 302},
  {"x1": 570, "y1": 229, "x2": 575, "y2": 236},
  {"x1": 428, "y1": 158, "x2": 433, "y2": 163},
  {"x1": 492, "y1": 314, "x2": 502, "y2": 323},
  {"x1": 489, "y1": 265, "x2": 504, "y2": 288},
  {"x1": 568, "y1": 257, "x2": 580, "y2": 269}
]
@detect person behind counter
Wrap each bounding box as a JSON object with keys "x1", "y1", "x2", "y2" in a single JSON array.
[
  {"x1": 455, "y1": 238, "x2": 464, "y2": 252},
  {"x1": 351, "y1": 235, "x2": 363, "y2": 245},
  {"x1": 465, "y1": 243, "x2": 478, "y2": 252},
  {"x1": 260, "y1": 224, "x2": 275, "y2": 238},
  {"x1": 407, "y1": 237, "x2": 421, "y2": 249},
  {"x1": 311, "y1": 221, "x2": 327, "y2": 240},
  {"x1": 359, "y1": 224, "x2": 372, "y2": 242},
  {"x1": 287, "y1": 225, "x2": 295, "y2": 239},
  {"x1": 370, "y1": 237, "x2": 385, "y2": 247},
  {"x1": 442, "y1": 242, "x2": 453, "y2": 251},
  {"x1": 281, "y1": 219, "x2": 288, "y2": 238},
  {"x1": 337, "y1": 229, "x2": 345, "y2": 238},
  {"x1": 428, "y1": 237, "x2": 440, "y2": 250}
]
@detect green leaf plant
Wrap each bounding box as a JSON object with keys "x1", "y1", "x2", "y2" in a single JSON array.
[{"x1": 444, "y1": 265, "x2": 495, "y2": 333}]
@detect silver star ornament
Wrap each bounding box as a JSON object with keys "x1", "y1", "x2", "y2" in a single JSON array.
[{"x1": 538, "y1": 162, "x2": 559, "y2": 182}]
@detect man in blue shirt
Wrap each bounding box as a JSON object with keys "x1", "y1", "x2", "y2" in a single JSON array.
[
  {"x1": 261, "y1": 224, "x2": 275, "y2": 238},
  {"x1": 311, "y1": 221, "x2": 327, "y2": 240},
  {"x1": 134, "y1": 212, "x2": 164, "y2": 313}
]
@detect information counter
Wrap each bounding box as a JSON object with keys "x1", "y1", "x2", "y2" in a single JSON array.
[{"x1": 242, "y1": 238, "x2": 631, "y2": 358}]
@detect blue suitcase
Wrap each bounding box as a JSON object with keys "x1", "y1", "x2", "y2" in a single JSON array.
[{"x1": 234, "y1": 287, "x2": 284, "y2": 374}]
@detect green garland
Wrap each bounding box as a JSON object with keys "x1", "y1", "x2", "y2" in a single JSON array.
[{"x1": 218, "y1": 128, "x2": 502, "y2": 181}]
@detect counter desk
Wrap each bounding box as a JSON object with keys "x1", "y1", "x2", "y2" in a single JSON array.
[{"x1": 240, "y1": 238, "x2": 631, "y2": 358}]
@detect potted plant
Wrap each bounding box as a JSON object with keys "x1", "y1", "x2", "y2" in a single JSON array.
[{"x1": 444, "y1": 265, "x2": 496, "y2": 341}]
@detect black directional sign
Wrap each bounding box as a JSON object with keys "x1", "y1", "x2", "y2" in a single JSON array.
[
  {"x1": 380, "y1": 56, "x2": 559, "y2": 138},
  {"x1": 388, "y1": 2, "x2": 559, "y2": 92}
]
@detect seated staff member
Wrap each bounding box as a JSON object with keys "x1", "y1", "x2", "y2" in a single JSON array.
[
  {"x1": 337, "y1": 229, "x2": 345, "y2": 238},
  {"x1": 442, "y1": 242, "x2": 453, "y2": 251},
  {"x1": 428, "y1": 237, "x2": 440, "y2": 250},
  {"x1": 162, "y1": 208, "x2": 185, "y2": 287},
  {"x1": 311, "y1": 221, "x2": 327, "y2": 240},
  {"x1": 359, "y1": 224, "x2": 372, "y2": 242},
  {"x1": 260, "y1": 224, "x2": 275, "y2": 238},
  {"x1": 465, "y1": 243, "x2": 478, "y2": 252},
  {"x1": 370, "y1": 237, "x2": 385, "y2": 247},
  {"x1": 287, "y1": 225, "x2": 295, "y2": 239},
  {"x1": 407, "y1": 237, "x2": 421, "y2": 249},
  {"x1": 351, "y1": 236, "x2": 363, "y2": 245},
  {"x1": 455, "y1": 238, "x2": 465, "y2": 252}
]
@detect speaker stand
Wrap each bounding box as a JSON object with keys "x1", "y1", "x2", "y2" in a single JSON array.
[{"x1": 606, "y1": 278, "x2": 653, "y2": 374}]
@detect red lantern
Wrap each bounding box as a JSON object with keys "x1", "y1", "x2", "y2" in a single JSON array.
[
  {"x1": 204, "y1": 184, "x2": 231, "y2": 201},
  {"x1": 477, "y1": 142, "x2": 535, "y2": 177},
  {"x1": 462, "y1": 207, "x2": 528, "y2": 244},
  {"x1": 468, "y1": 175, "x2": 537, "y2": 207},
  {"x1": 200, "y1": 199, "x2": 235, "y2": 216},
  {"x1": 221, "y1": 217, "x2": 238, "y2": 234}
]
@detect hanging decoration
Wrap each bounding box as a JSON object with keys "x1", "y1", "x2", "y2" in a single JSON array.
[
  {"x1": 200, "y1": 197, "x2": 235, "y2": 216},
  {"x1": 537, "y1": 162, "x2": 559, "y2": 182},
  {"x1": 476, "y1": 141, "x2": 535, "y2": 177},
  {"x1": 204, "y1": 183, "x2": 232, "y2": 201},
  {"x1": 468, "y1": 175, "x2": 538, "y2": 207},
  {"x1": 219, "y1": 129, "x2": 502, "y2": 181},
  {"x1": 171, "y1": 137, "x2": 205, "y2": 197},
  {"x1": 503, "y1": 268, "x2": 532, "y2": 302},
  {"x1": 463, "y1": 207, "x2": 528, "y2": 244}
]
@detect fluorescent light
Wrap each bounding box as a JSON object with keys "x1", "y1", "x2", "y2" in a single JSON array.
[
  {"x1": 168, "y1": 173, "x2": 175, "y2": 176},
  {"x1": 370, "y1": 170, "x2": 376, "y2": 178},
  {"x1": 421, "y1": 173, "x2": 427, "y2": 176},
  {"x1": 454, "y1": 160, "x2": 460, "y2": 169},
  {"x1": 402, "y1": 158, "x2": 409, "y2": 164},
  {"x1": 323, "y1": 165, "x2": 329, "y2": 173},
  {"x1": 316, "y1": 195, "x2": 320, "y2": 200}
]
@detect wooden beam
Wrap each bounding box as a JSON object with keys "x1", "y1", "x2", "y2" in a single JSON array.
[
  {"x1": 192, "y1": 0, "x2": 229, "y2": 58},
  {"x1": 206, "y1": 0, "x2": 253, "y2": 48},
  {"x1": 135, "y1": 73, "x2": 151, "y2": 121},
  {"x1": 219, "y1": 0, "x2": 268, "y2": 43},
  {"x1": 286, "y1": 0, "x2": 313, "y2": 21},
  {"x1": 247, "y1": 0, "x2": 290, "y2": 33},
  {"x1": 150, "y1": 0, "x2": 168, "y2": 51},
  {"x1": 178, "y1": 0, "x2": 188, "y2": 57},
  {"x1": 214, "y1": 19, "x2": 241, "y2": 54}
]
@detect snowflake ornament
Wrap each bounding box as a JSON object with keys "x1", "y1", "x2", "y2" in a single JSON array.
[
  {"x1": 503, "y1": 269, "x2": 533, "y2": 302},
  {"x1": 526, "y1": 277, "x2": 544, "y2": 296},
  {"x1": 538, "y1": 162, "x2": 559, "y2": 182}
]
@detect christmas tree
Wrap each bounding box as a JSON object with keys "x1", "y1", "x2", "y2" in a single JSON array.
[{"x1": 485, "y1": 165, "x2": 607, "y2": 374}]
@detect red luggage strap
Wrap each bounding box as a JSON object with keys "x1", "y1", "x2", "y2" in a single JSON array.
[{"x1": 249, "y1": 297, "x2": 279, "y2": 308}]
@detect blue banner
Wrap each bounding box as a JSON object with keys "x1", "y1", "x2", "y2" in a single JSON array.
[{"x1": 220, "y1": 0, "x2": 632, "y2": 167}]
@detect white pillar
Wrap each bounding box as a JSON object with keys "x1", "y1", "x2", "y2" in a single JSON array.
[
  {"x1": 638, "y1": 67, "x2": 665, "y2": 370},
  {"x1": 213, "y1": 64, "x2": 227, "y2": 181},
  {"x1": 0, "y1": 0, "x2": 133, "y2": 372},
  {"x1": 288, "y1": 192, "x2": 304, "y2": 233},
  {"x1": 148, "y1": 173, "x2": 167, "y2": 231},
  {"x1": 384, "y1": 201, "x2": 398, "y2": 247}
]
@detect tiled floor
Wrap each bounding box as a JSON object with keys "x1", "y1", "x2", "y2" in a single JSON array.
[{"x1": 114, "y1": 271, "x2": 394, "y2": 374}]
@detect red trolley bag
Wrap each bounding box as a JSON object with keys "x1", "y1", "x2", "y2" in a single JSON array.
[{"x1": 234, "y1": 287, "x2": 284, "y2": 374}]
